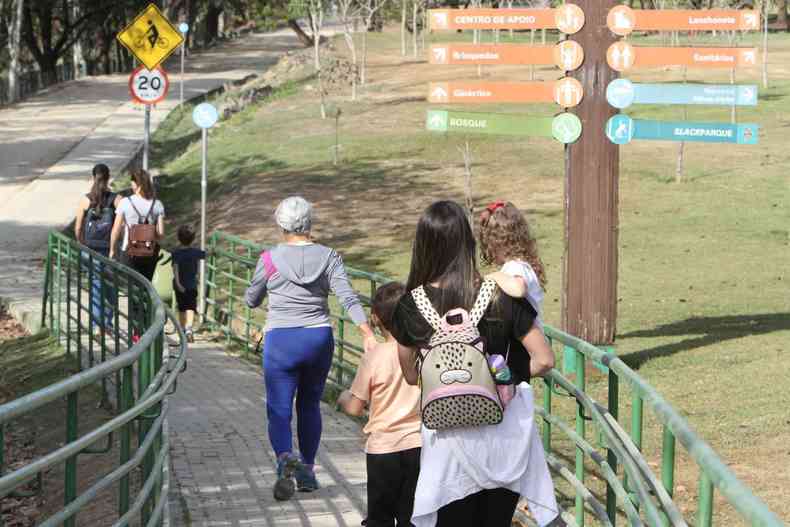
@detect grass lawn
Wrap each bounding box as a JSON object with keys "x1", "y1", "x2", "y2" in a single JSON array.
[{"x1": 147, "y1": 26, "x2": 790, "y2": 525}]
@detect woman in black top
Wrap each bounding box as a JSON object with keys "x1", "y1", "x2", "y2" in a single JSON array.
[{"x1": 390, "y1": 201, "x2": 561, "y2": 527}]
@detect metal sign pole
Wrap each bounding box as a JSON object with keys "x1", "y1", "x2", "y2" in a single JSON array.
[
  {"x1": 180, "y1": 44, "x2": 185, "y2": 105},
  {"x1": 143, "y1": 104, "x2": 151, "y2": 171},
  {"x1": 199, "y1": 127, "x2": 208, "y2": 318}
]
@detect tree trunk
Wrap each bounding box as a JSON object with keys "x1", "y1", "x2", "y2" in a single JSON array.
[
  {"x1": 412, "y1": 0, "x2": 419, "y2": 58},
  {"x1": 7, "y1": 0, "x2": 24, "y2": 103},
  {"x1": 778, "y1": 0, "x2": 789, "y2": 31},
  {"x1": 343, "y1": 29, "x2": 358, "y2": 100},
  {"x1": 288, "y1": 19, "x2": 315, "y2": 47},
  {"x1": 401, "y1": 0, "x2": 407, "y2": 56},
  {"x1": 205, "y1": 2, "x2": 222, "y2": 43},
  {"x1": 361, "y1": 25, "x2": 368, "y2": 84}
]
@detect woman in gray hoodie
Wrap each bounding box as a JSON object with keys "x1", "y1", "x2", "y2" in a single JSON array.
[{"x1": 245, "y1": 196, "x2": 377, "y2": 502}]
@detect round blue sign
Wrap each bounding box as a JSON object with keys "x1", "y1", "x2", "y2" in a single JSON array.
[
  {"x1": 193, "y1": 103, "x2": 219, "y2": 129},
  {"x1": 606, "y1": 79, "x2": 635, "y2": 109},
  {"x1": 179, "y1": 22, "x2": 189, "y2": 34},
  {"x1": 605, "y1": 114, "x2": 634, "y2": 145}
]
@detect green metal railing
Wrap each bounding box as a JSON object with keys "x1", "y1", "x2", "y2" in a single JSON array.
[
  {"x1": 0, "y1": 231, "x2": 187, "y2": 526},
  {"x1": 204, "y1": 230, "x2": 783, "y2": 527},
  {"x1": 205, "y1": 230, "x2": 389, "y2": 392}
]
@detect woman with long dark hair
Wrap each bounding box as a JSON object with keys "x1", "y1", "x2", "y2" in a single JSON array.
[
  {"x1": 390, "y1": 201, "x2": 563, "y2": 527},
  {"x1": 109, "y1": 168, "x2": 165, "y2": 280},
  {"x1": 75, "y1": 163, "x2": 121, "y2": 332}
]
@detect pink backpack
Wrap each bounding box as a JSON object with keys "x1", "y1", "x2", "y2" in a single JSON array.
[{"x1": 411, "y1": 280, "x2": 504, "y2": 430}]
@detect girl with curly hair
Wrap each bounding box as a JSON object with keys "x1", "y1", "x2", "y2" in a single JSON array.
[{"x1": 479, "y1": 201, "x2": 547, "y2": 329}]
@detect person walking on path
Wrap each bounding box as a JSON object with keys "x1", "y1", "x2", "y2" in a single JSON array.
[
  {"x1": 172, "y1": 225, "x2": 205, "y2": 343},
  {"x1": 110, "y1": 168, "x2": 165, "y2": 341},
  {"x1": 245, "y1": 196, "x2": 377, "y2": 502},
  {"x1": 74, "y1": 163, "x2": 122, "y2": 333},
  {"x1": 389, "y1": 201, "x2": 563, "y2": 527},
  {"x1": 338, "y1": 281, "x2": 422, "y2": 527}
]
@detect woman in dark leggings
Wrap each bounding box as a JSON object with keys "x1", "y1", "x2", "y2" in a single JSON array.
[{"x1": 109, "y1": 169, "x2": 165, "y2": 340}]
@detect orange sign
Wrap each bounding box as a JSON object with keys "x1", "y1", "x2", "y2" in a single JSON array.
[
  {"x1": 430, "y1": 43, "x2": 584, "y2": 70},
  {"x1": 607, "y1": 5, "x2": 760, "y2": 36},
  {"x1": 607, "y1": 42, "x2": 757, "y2": 72},
  {"x1": 428, "y1": 78, "x2": 584, "y2": 107},
  {"x1": 430, "y1": 5, "x2": 584, "y2": 34}
]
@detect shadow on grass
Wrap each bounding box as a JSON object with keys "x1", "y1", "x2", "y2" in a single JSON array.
[
  {"x1": 204, "y1": 154, "x2": 445, "y2": 271},
  {"x1": 618, "y1": 313, "x2": 790, "y2": 370}
]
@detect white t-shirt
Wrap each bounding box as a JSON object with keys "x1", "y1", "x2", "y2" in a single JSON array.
[
  {"x1": 412, "y1": 384, "x2": 559, "y2": 527},
  {"x1": 501, "y1": 260, "x2": 544, "y2": 330},
  {"x1": 115, "y1": 195, "x2": 165, "y2": 251}
]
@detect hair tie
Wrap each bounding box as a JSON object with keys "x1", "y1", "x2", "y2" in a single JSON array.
[{"x1": 486, "y1": 201, "x2": 506, "y2": 214}]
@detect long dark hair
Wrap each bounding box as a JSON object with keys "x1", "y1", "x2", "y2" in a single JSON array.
[
  {"x1": 131, "y1": 168, "x2": 155, "y2": 200},
  {"x1": 88, "y1": 164, "x2": 111, "y2": 209},
  {"x1": 406, "y1": 201, "x2": 480, "y2": 314}
]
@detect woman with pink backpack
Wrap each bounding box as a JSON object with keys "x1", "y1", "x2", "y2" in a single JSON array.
[{"x1": 390, "y1": 201, "x2": 564, "y2": 527}]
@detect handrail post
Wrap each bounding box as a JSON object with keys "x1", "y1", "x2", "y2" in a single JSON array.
[
  {"x1": 542, "y1": 337, "x2": 553, "y2": 453},
  {"x1": 119, "y1": 364, "x2": 134, "y2": 515},
  {"x1": 245, "y1": 246, "x2": 253, "y2": 353},
  {"x1": 697, "y1": 472, "x2": 714, "y2": 527},
  {"x1": 41, "y1": 234, "x2": 53, "y2": 329},
  {"x1": 88, "y1": 251, "x2": 95, "y2": 368},
  {"x1": 574, "y1": 347, "x2": 586, "y2": 527},
  {"x1": 337, "y1": 313, "x2": 345, "y2": 388},
  {"x1": 66, "y1": 243, "x2": 73, "y2": 357},
  {"x1": 56, "y1": 236, "x2": 63, "y2": 341},
  {"x1": 661, "y1": 427, "x2": 676, "y2": 526},
  {"x1": 227, "y1": 240, "x2": 236, "y2": 344},
  {"x1": 64, "y1": 390, "x2": 79, "y2": 527},
  {"x1": 607, "y1": 369, "x2": 619, "y2": 526}
]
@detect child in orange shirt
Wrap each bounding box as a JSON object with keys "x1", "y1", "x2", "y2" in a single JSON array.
[{"x1": 338, "y1": 282, "x2": 421, "y2": 527}]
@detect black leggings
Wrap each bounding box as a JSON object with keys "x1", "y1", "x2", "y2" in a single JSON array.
[
  {"x1": 121, "y1": 251, "x2": 159, "y2": 334},
  {"x1": 366, "y1": 448, "x2": 421, "y2": 527},
  {"x1": 436, "y1": 488, "x2": 520, "y2": 527}
]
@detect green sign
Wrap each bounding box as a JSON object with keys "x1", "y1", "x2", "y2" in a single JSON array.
[{"x1": 426, "y1": 110, "x2": 581, "y2": 143}]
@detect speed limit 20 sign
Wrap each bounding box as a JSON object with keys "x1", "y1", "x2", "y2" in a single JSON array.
[{"x1": 129, "y1": 66, "x2": 170, "y2": 105}]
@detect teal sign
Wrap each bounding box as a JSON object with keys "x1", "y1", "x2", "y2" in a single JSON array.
[
  {"x1": 607, "y1": 79, "x2": 758, "y2": 109},
  {"x1": 426, "y1": 110, "x2": 581, "y2": 144},
  {"x1": 606, "y1": 115, "x2": 759, "y2": 145}
]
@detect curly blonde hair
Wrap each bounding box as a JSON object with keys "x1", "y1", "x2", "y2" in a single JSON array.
[{"x1": 479, "y1": 201, "x2": 546, "y2": 289}]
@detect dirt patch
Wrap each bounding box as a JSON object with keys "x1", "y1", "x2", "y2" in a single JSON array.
[
  {"x1": 0, "y1": 307, "x2": 27, "y2": 343},
  {"x1": 0, "y1": 323, "x2": 131, "y2": 526}
]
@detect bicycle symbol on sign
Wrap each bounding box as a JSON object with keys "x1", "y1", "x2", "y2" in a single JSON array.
[{"x1": 133, "y1": 20, "x2": 170, "y2": 50}]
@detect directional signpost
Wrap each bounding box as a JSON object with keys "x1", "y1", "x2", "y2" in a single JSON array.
[
  {"x1": 606, "y1": 79, "x2": 757, "y2": 109},
  {"x1": 429, "y1": 78, "x2": 584, "y2": 108},
  {"x1": 606, "y1": 115, "x2": 758, "y2": 145},
  {"x1": 429, "y1": 5, "x2": 585, "y2": 33},
  {"x1": 607, "y1": 5, "x2": 760, "y2": 35},
  {"x1": 117, "y1": 3, "x2": 184, "y2": 172},
  {"x1": 430, "y1": 42, "x2": 584, "y2": 70},
  {"x1": 607, "y1": 42, "x2": 758, "y2": 72},
  {"x1": 426, "y1": 110, "x2": 581, "y2": 144}
]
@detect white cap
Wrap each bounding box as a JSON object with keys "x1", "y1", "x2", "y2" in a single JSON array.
[{"x1": 275, "y1": 196, "x2": 313, "y2": 233}]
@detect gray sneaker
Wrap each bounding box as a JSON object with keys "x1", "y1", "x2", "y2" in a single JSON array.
[
  {"x1": 273, "y1": 454, "x2": 301, "y2": 501},
  {"x1": 295, "y1": 464, "x2": 319, "y2": 492}
]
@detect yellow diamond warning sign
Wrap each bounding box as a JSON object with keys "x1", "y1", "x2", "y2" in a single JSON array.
[{"x1": 117, "y1": 3, "x2": 184, "y2": 71}]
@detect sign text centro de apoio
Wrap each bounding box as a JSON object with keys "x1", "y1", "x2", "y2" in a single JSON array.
[{"x1": 429, "y1": 5, "x2": 584, "y2": 33}]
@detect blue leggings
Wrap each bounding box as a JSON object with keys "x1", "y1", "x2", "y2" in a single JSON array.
[{"x1": 263, "y1": 326, "x2": 334, "y2": 465}]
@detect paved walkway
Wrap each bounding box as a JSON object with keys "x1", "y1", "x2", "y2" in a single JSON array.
[
  {"x1": 167, "y1": 342, "x2": 367, "y2": 526},
  {"x1": 0, "y1": 28, "x2": 305, "y2": 331}
]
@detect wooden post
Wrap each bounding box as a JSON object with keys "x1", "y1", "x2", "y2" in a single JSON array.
[{"x1": 563, "y1": 0, "x2": 620, "y2": 345}]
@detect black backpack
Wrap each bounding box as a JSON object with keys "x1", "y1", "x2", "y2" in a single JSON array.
[{"x1": 84, "y1": 192, "x2": 116, "y2": 250}]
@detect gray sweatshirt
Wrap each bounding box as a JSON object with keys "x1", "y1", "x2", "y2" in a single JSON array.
[{"x1": 244, "y1": 243, "x2": 367, "y2": 329}]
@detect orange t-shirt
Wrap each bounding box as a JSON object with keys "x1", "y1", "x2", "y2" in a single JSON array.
[{"x1": 349, "y1": 340, "x2": 422, "y2": 454}]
